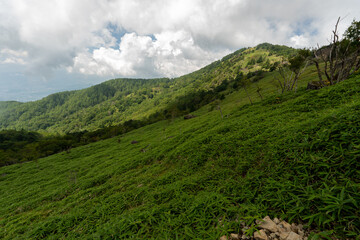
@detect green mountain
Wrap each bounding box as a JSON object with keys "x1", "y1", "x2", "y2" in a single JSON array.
[
  {"x1": 1, "y1": 74, "x2": 359, "y2": 239},
  {"x1": 0, "y1": 44, "x2": 296, "y2": 134},
  {"x1": 0, "y1": 101, "x2": 22, "y2": 115},
  {"x1": 1, "y1": 40, "x2": 359, "y2": 239}
]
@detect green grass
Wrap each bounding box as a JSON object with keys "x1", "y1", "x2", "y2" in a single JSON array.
[{"x1": 1, "y1": 74, "x2": 360, "y2": 239}]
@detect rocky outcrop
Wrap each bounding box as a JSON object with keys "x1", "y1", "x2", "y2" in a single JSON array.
[{"x1": 220, "y1": 216, "x2": 309, "y2": 240}]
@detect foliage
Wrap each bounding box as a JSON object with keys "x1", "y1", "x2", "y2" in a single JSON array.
[
  {"x1": 0, "y1": 44, "x2": 294, "y2": 134},
  {"x1": 312, "y1": 18, "x2": 360, "y2": 86},
  {"x1": 1, "y1": 37, "x2": 359, "y2": 239},
  {"x1": 343, "y1": 19, "x2": 360, "y2": 45},
  {"x1": 0, "y1": 81, "x2": 233, "y2": 166},
  {"x1": 276, "y1": 49, "x2": 311, "y2": 93},
  {"x1": 0, "y1": 101, "x2": 22, "y2": 115},
  {"x1": 256, "y1": 43, "x2": 297, "y2": 57},
  {"x1": 0, "y1": 75, "x2": 360, "y2": 239}
]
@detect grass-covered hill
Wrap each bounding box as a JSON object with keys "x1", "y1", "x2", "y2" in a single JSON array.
[
  {"x1": 1, "y1": 73, "x2": 359, "y2": 239},
  {"x1": 0, "y1": 44, "x2": 296, "y2": 134}
]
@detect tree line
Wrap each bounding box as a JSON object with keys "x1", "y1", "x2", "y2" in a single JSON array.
[{"x1": 0, "y1": 79, "x2": 234, "y2": 167}]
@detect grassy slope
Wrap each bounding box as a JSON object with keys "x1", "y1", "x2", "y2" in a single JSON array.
[
  {"x1": 1, "y1": 75, "x2": 359, "y2": 239},
  {"x1": 0, "y1": 44, "x2": 294, "y2": 134}
]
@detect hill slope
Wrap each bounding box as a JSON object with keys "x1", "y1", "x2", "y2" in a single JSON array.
[
  {"x1": 0, "y1": 101, "x2": 22, "y2": 115},
  {"x1": 0, "y1": 44, "x2": 296, "y2": 133},
  {"x1": 1, "y1": 75, "x2": 359, "y2": 239}
]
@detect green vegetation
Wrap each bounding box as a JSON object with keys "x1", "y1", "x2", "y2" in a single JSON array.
[
  {"x1": 1, "y1": 21, "x2": 359, "y2": 238},
  {"x1": 0, "y1": 118, "x2": 161, "y2": 167},
  {"x1": 0, "y1": 44, "x2": 295, "y2": 134},
  {"x1": 1, "y1": 74, "x2": 360, "y2": 239},
  {"x1": 0, "y1": 44, "x2": 311, "y2": 167},
  {"x1": 0, "y1": 101, "x2": 22, "y2": 115},
  {"x1": 0, "y1": 43, "x2": 343, "y2": 167}
]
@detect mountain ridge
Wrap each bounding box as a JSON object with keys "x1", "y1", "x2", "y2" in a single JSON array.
[{"x1": 0, "y1": 43, "x2": 296, "y2": 133}]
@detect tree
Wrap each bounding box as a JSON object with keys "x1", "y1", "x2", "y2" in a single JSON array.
[
  {"x1": 210, "y1": 100, "x2": 223, "y2": 119},
  {"x1": 312, "y1": 18, "x2": 360, "y2": 86},
  {"x1": 276, "y1": 49, "x2": 310, "y2": 93},
  {"x1": 239, "y1": 77, "x2": 253, "y2": 104},
  {"x1": 344, "y1": 19, "x2": 360, "y2": 44},
  {"x1": 256, "y1": 84, "x2": 263, "y2": 100}
]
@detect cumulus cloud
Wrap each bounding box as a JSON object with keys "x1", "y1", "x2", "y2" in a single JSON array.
[
  {"x1": 70, "y1": 31, "x2": 226, "y2": 77},
  {"x1": 290, "y1": 35, "x2": 311, "y2": 48},
  {"x1": 1, "y1": 0, "x2": 360, "y2": 80}
]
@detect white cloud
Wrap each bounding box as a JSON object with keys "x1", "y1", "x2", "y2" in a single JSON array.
[
  {"x1": 1, "y1": 0, "x2": 360, "y2": 81},
  {"x1": 69, "y1": 31, "x2": 227, "y2": 77},
  {"x1": 290, "y1": 35, "x2": 311, "y2": 48},
  {"x1": 0, "y1": 48, "x2": 28, "y2": 64}
]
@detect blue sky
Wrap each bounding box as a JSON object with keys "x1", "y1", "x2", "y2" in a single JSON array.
[{"x1": 0, "y1": 0, "x2": 359, "y2": 102}]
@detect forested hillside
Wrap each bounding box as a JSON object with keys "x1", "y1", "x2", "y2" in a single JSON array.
[
  {"x1": 0, "y1": 101, "x2": 22, "y2": 115},
  {"x1": 0, "y1": 44, "x2": 296, "y2": 133}
]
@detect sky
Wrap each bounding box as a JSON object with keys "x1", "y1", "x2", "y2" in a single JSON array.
[{"x1": 0, "y1": 0, "x2": 359, "y2": 102}]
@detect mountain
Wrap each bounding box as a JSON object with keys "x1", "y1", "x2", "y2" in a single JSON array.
[
  {"x1": 0, "y1": 101, "x2": 22, "y2": 115},
  {"x1": 0, "y1": 39, "x2": 359, "y2": 239},
  {"x1": 1, "y1": 74, "x2": 359, "y2": 239},
  {"x1": 0, "y1": 43, "x2": 297, "y2": 133}
]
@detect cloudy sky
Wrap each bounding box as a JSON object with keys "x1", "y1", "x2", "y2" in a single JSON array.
[{"x1": 0, "y1": 0, "x2": 359, "y2": 101}]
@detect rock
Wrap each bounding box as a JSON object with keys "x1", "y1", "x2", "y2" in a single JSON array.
[
  {"x1": 254, "y1": 229, "x2": 268, "y2": 240},
  {"x1": 278, "y1": 221, "x2": 291, "y2": 232},
  {"x1": 297, "y1": 224, "x2": 303, "y2": 231},
  {"x1": 184, "y1": 114, "x2": 196, "y2": 120},
  {"x1": 227, "y1": 217, "x2": 310, "y2": 240},
  {"x1": 230, "y1": 233, "x2": 240, "y2": 240},
  {"x1": 290, "y1": 223, "x2": 298, "y2": 233},
  {"x1": 286, "y1": 232, "x2": 301, "y2": 240},
  {"x1": 259, "y1": 216, "x2": 278, "y2": 233},
  {"x1": 279, "y1": 231, "x2": 290, "y2": 240},
  {"x1": 269, "y1": 233, "x2": 277, "y2": 239}
]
